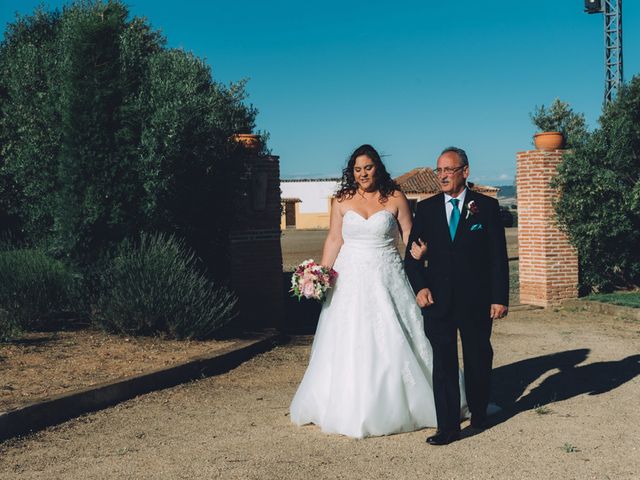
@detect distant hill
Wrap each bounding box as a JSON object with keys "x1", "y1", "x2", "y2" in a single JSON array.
[{"x1": 496, "y1": 185, "x2": 515, "y2": 199}]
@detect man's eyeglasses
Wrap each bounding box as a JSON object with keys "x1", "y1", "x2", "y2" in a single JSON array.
[{"x1": 434, "y1": 166, "x2": 465, "y2": 175}]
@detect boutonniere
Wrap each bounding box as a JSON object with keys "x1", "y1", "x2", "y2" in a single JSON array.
[{"x1": 465, "y1": 200, "x2": 479, "y2": 219}]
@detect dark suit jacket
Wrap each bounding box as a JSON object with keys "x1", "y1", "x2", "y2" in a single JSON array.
[{"x1": 404, "y1": 190, "x2": 509, "y2": 320}]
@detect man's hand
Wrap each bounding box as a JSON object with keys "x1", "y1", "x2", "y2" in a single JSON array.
[
  {"x1": 410, "y1": 238, "x2": 427, "y2": 261},
  {"x1": 490, "y1": 304, "x2": 508, "y2": 320},
  {"x1": 416, "y1": 288, "x2": 434, "y2": 308}
]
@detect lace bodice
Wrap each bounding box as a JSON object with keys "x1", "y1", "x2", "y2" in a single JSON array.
[{"x1": 341, "y1": 209, "x2": 398, "y2": 250}]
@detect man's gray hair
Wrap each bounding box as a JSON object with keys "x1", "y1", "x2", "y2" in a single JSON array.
[{"x1": 441, "y1": 146, "x2": 469, "y2": 167}]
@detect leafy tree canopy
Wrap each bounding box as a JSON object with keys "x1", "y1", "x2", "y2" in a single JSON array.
[
  {"x1": 0, "y1": 0, "x2": 257, "y2": 280},
  {"x1": 554, "y1": 78, "x2": 640, "y2": 292}
]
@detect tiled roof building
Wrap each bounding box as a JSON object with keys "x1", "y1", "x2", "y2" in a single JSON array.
[
  {"x1": 395, "y1": 168, "x2": 442, "y2": 195},
  {"x1": 394, "y1": 168, "x2": 499, "y2": 205}
]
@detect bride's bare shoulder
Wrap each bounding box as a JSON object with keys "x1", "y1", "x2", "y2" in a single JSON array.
[
  {"x1": 333, "y1": 195, "x2": 355, "y2": 215},
  {"x1": 387, "y1": 189, "x2": 410, "y2": 210}
]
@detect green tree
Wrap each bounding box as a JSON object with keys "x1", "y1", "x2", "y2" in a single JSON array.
[
  {"x1": 0, "y1": 8, "x2": 61, "y2": 242},
  {"x1": 554, "y1": 77, "x2": 640, "y2": 292},
  {"x1": 0, "y1": 0, "x2": 257, "y2": 282},
  {"x1": 54, "y1": 1, "x2": 144, "y2": 269},
  {"x1": 139, "y1": 51, "x2": 254, "y2": 279}
]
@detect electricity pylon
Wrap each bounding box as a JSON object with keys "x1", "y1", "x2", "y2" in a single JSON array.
[{"x1": 585, "y1": 0, "x2": 623, "y2": 104}]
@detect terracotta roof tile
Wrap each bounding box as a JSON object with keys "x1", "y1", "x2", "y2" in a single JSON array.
[
  {"x1": 394, "y1": 169, "x2": 500, "y2": 194},
  {"x1": 394, "y1": 168, "x2": 441, "y2": 194}
]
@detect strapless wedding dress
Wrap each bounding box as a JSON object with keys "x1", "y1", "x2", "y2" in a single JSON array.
[{"x1": 290, "y1": 209, "x2": 468, "y2": 438}]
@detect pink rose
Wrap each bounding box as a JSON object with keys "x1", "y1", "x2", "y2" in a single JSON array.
[{"x1": 302, "y1": 281, "x2": 316, "y2": 298}]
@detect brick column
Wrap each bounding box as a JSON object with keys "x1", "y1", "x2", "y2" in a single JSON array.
[
  {"x1": 516, "y1": 150, "x2": 578, "y2": 306},
  {"x1": 229, "y1": 152, "x2": 284, "y2": 330}
]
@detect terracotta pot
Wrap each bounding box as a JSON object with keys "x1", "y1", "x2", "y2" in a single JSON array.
[
  {"x1": 231, "y1": 133, "x2": 261, "y2": 152},
  {"x1": 533, "y1": 131, "x2": 565, "y2": 151}
]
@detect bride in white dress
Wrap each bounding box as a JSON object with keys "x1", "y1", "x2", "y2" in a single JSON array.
[{"x1": 290, "y1": 144, "x2": 468, "y2": 438}]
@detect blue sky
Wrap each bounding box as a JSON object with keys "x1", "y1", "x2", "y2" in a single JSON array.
[{"x1": 2, "y1": 1, "x2": 638, "y2": 185}]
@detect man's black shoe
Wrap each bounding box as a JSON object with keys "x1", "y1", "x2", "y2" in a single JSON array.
[{"x1": 426, "y1": 430, "x2": 460, "y2": 446}]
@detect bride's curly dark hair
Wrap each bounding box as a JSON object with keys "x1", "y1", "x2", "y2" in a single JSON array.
[{"x1": 335, "y1": 144, "x2": 399, "y2": 203}]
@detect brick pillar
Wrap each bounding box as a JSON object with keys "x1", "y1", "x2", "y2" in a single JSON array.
[
  {"x1": 229, "y1": 152, "x2": 284, "y2": 330},
  {"x1": 516, "y1": 149, "x2": 578, "y2": 306}
]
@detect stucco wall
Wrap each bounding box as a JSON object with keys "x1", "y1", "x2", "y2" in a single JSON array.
[{"x1": 280, "y1": 180, "x2": 339, "y2": 213}]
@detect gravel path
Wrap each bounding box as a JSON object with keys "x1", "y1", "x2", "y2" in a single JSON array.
[{"x1": 1, "y1": 307, "x2": 639, "y2": 480}]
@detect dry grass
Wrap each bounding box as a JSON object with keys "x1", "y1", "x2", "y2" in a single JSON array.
[{"x1": 0, "y1": 330, "x2": 235, "y2": 412}]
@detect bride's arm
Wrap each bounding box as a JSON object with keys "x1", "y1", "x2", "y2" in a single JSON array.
[
  {"x1": 396, "y1": 192, "x2": 427, "y2": 260},
  {"x1": 320, "y1": 198, "x2": 344, "y2": 268},
  {"x1": 395, "y1": 191, "x2": 414, "y2": 247}
]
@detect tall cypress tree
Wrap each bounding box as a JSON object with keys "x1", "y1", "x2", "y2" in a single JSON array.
[
  {"x1": 55, "y1": 2, "x2": 142, "y2": 269},
  {"x1": 0, "y1": 8, "x2": 61, "y2": 242}
]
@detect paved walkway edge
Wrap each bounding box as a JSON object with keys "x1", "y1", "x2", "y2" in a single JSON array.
[{"x1": 0, "y1": 331, "x2": 283, "y2": 442}]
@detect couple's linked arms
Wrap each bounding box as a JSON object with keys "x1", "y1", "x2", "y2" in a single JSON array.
[
  {"x1": 396, "y1": 194, "x2": 428, "y2": 261},
  {"x1": 404, "y1": 203, "x2": 434, "y2": 308}
]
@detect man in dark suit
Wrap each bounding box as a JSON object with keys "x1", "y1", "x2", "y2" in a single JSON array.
[{"x1": 404, "y1": 146, "x2": 509, "y2": 445}]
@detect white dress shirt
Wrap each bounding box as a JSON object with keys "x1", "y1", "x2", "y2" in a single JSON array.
[{"x1": 443, "y1": 187, "x2": 467, "y2": 227}]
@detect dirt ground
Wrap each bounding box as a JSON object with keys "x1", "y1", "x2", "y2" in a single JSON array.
[
  {"x1": 0, "y1": 330, "x2": 235, "y2": 412},
  {"x1": 1, "y1": 306, "x2": 638, "y2": 480}
]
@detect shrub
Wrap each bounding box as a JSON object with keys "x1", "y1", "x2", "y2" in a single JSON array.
[
  {"x1": 94, "y1": 233, "x2": 237, "y2": 339},
  {"x1": 530, "y1": 98, "x2": 589, "y2": 148},
  {"x1": 0, "y1": 248, "x2": 79, "y2": 337},
  {"x1": 554, "y1": 76, "x2": 640, "y2": 292},
  {"x1": 0, "y1": 310, "x2": 20, "y2": 342}
]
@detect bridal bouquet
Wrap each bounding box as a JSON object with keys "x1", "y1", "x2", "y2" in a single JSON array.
[{"x1": 290, "y1": 259, "x2": 338, "y2": 302}]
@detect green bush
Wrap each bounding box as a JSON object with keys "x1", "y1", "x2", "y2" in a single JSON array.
[
  {"x1": 0, "y1": 310, "x2": 20, "y2": 342},
  {"x1": 0, "y1": 248, "x2": 79, "y2": 337},
  {"x1": 94, "y1": 233, "x2": 237, "y2": 339},
  {"x1": 554, "y1": 76, "x2": 640, "y2": 292}
]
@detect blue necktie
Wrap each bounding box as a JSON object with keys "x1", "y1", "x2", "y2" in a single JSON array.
[{"x1": 449, "y1": 198, "x2": 460, "y2": 240}]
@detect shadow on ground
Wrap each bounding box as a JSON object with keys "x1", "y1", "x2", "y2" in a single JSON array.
[{"x1": 490, "y1": 349, "x2": 640, "y2": 426}]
